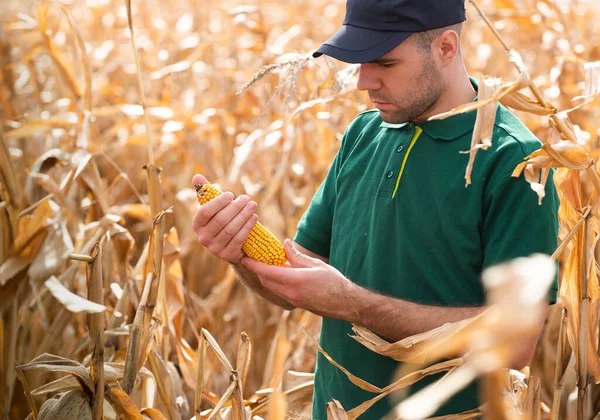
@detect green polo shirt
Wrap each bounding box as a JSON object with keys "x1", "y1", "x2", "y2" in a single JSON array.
[{"x1": 293, "y1": 100, "x2": 559, "y2": 419}]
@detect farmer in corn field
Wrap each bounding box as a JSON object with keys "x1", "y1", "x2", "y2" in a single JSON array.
[{"x1": 192, "y1": 0, "x2": 559, "y2": 417}]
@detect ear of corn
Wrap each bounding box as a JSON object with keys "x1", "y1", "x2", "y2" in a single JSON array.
[{"x1": 194, "y1": 183, "x2": 287, "y2": 266}]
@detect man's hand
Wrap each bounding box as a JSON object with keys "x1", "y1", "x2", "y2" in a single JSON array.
[
  {"x1": 241, "y1": 239, "x2": 358, "y2": 320},
  {"x1": 192, "y1": 174, "x2": 259, "y2": 264}
]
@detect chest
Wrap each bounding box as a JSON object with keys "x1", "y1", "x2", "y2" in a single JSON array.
[{"x1": 328, "y1": 128, "x2": 486, "y2": 299}]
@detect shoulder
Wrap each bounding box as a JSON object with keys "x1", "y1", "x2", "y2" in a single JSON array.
[
  {"x1": 470, "y1": 104, "x2": 545, "y2": 190},
  {"x1": 491, "y1": 105, "x2": 542, "y2": 157},
  {"x1": 346, "y1": 109, "x2": 381, "y2": 133},
  {"x1": 338, "y1": 109, "x2": 382, "y2": 155}
]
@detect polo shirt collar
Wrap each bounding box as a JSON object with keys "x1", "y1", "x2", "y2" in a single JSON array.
[
  {"x1": 379, "y1": 77, "x2": 480, "y2": 142},
  {"x1": 418, "y1": 76, "x2": 479, "y2": 141}
]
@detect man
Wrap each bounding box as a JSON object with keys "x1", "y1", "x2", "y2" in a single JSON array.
[{"x1": 192, "y1": 0, "x2": 559, "y2": 417}]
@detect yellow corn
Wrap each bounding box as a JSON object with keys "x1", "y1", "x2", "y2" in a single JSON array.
[{"x1": 194, "y1": 183, "x2": 287, "y2": 266}]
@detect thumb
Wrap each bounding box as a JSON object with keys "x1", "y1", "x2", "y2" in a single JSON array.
[{"x1": 283, "y1": 239, "x2": 319, "y2": 268}]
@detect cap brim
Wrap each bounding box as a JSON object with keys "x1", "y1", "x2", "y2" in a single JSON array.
[{"x1": 313, "y1": 25, "x2": 412, "y2": 64}]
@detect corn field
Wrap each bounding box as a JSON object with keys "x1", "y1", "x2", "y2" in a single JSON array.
[{"x1": 1, "y1": 0, "x2": 600, "y2": 418}]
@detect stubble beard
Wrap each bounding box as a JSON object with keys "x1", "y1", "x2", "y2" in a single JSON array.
[{"x1": 377, "y1": 55, "x2": 444, "y2": 124}]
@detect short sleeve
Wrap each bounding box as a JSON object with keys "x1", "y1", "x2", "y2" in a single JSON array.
[
  {"x1": 293, "y1": 151, "x2": 342, "y2": 258},
  {"x1": 482, "y1": 167, "x2": 560, "y2": 304}
]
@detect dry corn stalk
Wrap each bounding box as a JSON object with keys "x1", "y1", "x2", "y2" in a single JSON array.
[{"x1": 195, "y1": 183, "x2": 287, "y2": 266}]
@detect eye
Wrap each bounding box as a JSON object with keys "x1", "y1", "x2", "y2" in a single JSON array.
[{"x1": 379, "y1": 62, "x2": 397, "y2": 68}]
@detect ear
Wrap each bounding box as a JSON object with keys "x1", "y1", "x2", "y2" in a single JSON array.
[{"x1": 433, "y1": 30, "x2": 460, "y2": 67}]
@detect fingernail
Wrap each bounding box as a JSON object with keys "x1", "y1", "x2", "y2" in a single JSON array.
[{"x1": 247, "y1": 201, "x2": 257, "y2": 211}]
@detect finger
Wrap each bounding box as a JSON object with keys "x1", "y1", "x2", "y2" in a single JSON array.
[
  {"x1": 202, "y1": 194, "x2": 251, "y2": 240},
  {"x1": 218, "y1": 207, "x2": 258, "y2": 259},
  {"x1": 283, "y1": 239, "x2": 320, "y2": 268},
  {"x1": 192, "y1": 174, "x2": 208, "y2": 186},
  {"x1": 241, "y1": 255, "x2": 303, "y2": 283},
  {"x1": 240, "y1": 256, "x2": 269, "y2": 273},
  {"x1": 192, "y1": 191, "x2": 234, "y2": 231}
]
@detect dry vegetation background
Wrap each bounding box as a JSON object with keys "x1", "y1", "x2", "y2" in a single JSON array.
[{"x1": 1, "y1": 0, "x2": 600, "y2": 419}]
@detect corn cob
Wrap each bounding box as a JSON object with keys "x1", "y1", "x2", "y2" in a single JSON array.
[{"x1": 194, "y1": 183, "x2": 287, "y2": 266}]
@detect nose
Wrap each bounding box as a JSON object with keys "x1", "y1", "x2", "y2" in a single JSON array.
[{"x1": 357, "y1": 64, "x2": 382, "y2": 91}]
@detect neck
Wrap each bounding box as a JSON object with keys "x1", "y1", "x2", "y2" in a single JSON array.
[{"x1": 413, "y1": 67, "x2": 476, "y2": 123}]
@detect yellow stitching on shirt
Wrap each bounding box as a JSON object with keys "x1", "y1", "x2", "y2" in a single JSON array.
[{"x1": 392, "y1": 126, "x2": 423, "y2": 199}]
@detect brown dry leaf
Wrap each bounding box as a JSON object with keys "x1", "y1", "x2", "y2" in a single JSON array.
[
  {"x1": 4, "y1": 118, "x2": 78, "y2": 140},
  {"x1": 581, "y1": 61, "x2": 600, "y2": 99},
  {"x1": 521, "y1": 376, "x2": 542, "y2": 420},
  {"x1": 500, "y1": 91, "x2": 556, "y2": 116},
  {"x1": 267, "y1": 331, "x2": 292, "y2": 420},
  {"x1": 44, "y1": 275, "x2": 106, "y2": 313},
  {"x1": 31, "y1": 363, "x2": 134, "y2": 395},
  {"x1": 463, "y1": 74, "x2": 503, "y2": 186},
  {"x1": 12, "y1": 198, "x2": 56, "y2": 256},
  {"x1": 512, "y1": 137, "x2": 592, "y2": 203},
  {"x1": 326, "y1": 399, "x2": 349, "y2": 420},
  {"x1": 36, "y1": 5, "x2": 82, "y2": 100},
  {"x1": 301, "y1": 326, "x2": 381, "y2": 393},
  {"x1": 0, "y1": 124, "x2": 23, "y2": 209},
  {"x1": 425, "y1": 407, "x2": 483, "y2": 419},
  {"x1": 104, "y1": 386, "x2": 143, "y2": 420},
  {"x1": 28, "y1": 218, "x2": 73, "y2": 283},
  {"x1": 206, "y1": 380, "x2": 237, "y2": 420},
  {"x1": 141, "y1": 407, "x2": 169, "y2": 420},
  {"x1": 146, "y1": 348, "x2": 183, "y2": 420},
  {"x1": 393, "y1": 254, "x2": 556, "y2": 419},
  {"x1": 558, "y1": 214, "x2": 600, "y2": 383},
  {"x1": 202, "y1": 328, "x2": 234, "y2": 373},
  {"x1": 350, "y1": 311, "x2": 488, "y2": 365},
  {"x1": 343, "y1": 359, "x2": 462, "y2": 420},
  {"x1": 17, "y1": 353, "x2": 94, "y2": 395},
  {"x1": 61, "y1": 7, "x2": 92, "y2": 112},
  {"x1": 236, "y1": 332, "x2": 252, "y2": 388},
  {"x1": 37, "y1": 390, "x2": 92, "y2": 420},
  {"x1": 427, "y1": 76, "x2": 519, "y2": 122}
]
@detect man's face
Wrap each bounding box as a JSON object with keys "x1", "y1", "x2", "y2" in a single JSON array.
[{"x1": 357, "y1": 36, "x2": 444, "y2": 124}]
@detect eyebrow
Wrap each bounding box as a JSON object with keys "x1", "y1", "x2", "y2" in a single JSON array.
[{"x1": 371, "y1": 57, "x2": 400, "y2": 64}]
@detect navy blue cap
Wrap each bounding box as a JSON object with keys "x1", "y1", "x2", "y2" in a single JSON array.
[{"x1": 314, "y1": 0, "x2": 467, "y2": 63}]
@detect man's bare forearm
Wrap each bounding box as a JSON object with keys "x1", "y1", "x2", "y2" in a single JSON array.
[
  {"x1": 231, "y1": 263, "x2": 296, "y2": 310},
  {"x1": 342, "y1": 284, "x2": 485, "y2": 342}
]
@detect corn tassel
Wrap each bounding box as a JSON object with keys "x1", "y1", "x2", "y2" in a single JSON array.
[{"x1": 194, "y1": 183, "x2": 287, "y2": 266}]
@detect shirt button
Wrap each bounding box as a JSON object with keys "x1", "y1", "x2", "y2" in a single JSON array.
[
  {"x1": 386, "y1": 170, "x2": 394, "y2": 179},
  {"x1": 397, "y1": 145, "x2": 404, "y2": 153}
]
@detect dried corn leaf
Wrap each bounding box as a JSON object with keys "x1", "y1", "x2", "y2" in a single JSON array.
[
  {"x1": 12, "y1": 198, "x2": 56, "y2": 255},
  {"x1": 513, "y1": 140, "x2": 591, "y2": 176},
  {"x1": 32, "y1": 363, "x2": 133, "y2": 395},
  {"x1": 206, "y1": 380, "x2": 237, "y2": 420},
  {"x1": 141, "y1": 408, "x2": 169, "y2": 420},
  {"x1": 5, "y1": 118, "x2": 77, "y2": 140},
  {"x1": 464, "y1": 74, "x2": 502, "y2": 186},
  {"x1": 350, "y1": 311, "x2": 488, "y2": 365},
  {"x1": 302, "y1": 326, "x2": 381, "y2": 393},
  {"x1": 393, "y1": 363, "x2": 478, "y2": 419},
  {"x1": 202, "y1": 328, "x2": 234, "y2": 372},
  {"x1": 558, "y1": 219, "x2": 600, "y2": 382},
  {"x1": 44, "y1": 275, "x2": 106, "y2": 313},
  {"x1": 425, "y1": 407, "x2": 483, "y2": 419},
  {"x1": 105, "y1": 386, "x2": 143, "y2": 420},
  {"x1": 326, "y1": 399, "x2": 349, "y2": 420},
  {"x1": 500, "y1": 91, "x2": 556, "y2": 115},
  {"x1": 392, "y1": 254, "x2": 555, "y2": 418},
  {"x1": 17, "y1": 353, "x2": 94, "y2": 395},
  {"x1": 582, "y1": 61, "x2": 600, "y2": 98},
  {"x1": 0, "y1": 124, "x2": 23, "y2": 209},
  {"x1": 36, "y1": 6, "x2": 82, "y2": 100},
  {"x1": 346, "y1": 359, "x2": 462, "y2": 420}
]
